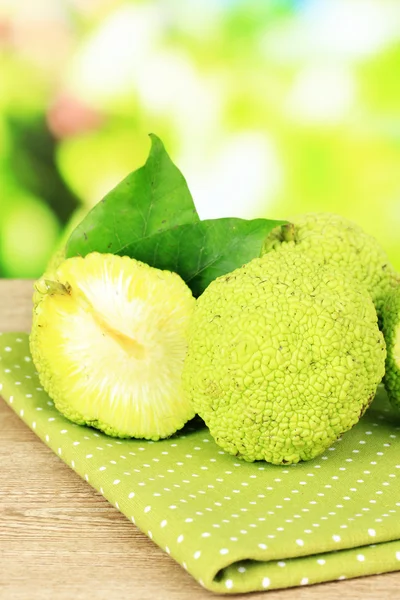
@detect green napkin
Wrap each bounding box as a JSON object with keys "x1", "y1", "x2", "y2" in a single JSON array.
[{"x1": 1, "y1": 332, "x2": 400, "y2": 594}]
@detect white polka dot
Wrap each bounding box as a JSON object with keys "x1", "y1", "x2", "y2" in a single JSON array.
[
  {"x1": 201, "y1": 532, "x2": 211, "y2": 538},
  {"x1": 86, "y1": 454, "x2": 93, "y2": 459},
  {"x1": 317, "y1": 559, "x2": 325, "y2": 565},
  {"x1": 5, "y1": 347, "x2": 11, "y2": 352},
  {"x1": 144, "y1": 505, "x2": 151, "y2": 513},
  {"x1": 225, "y1": 580, "x2": 233, "y2": 590},
  {"x1": 160, "y1": 519, "x2": 167, "y2": 528},
  {"x1": 113, "y1": 479, "x2": 120, "y2": 485},
  {"x1": 194, "y1": 551, "x2": 201, "y2": 559},
  {"x1": 301, "y1": 578, "x2": 309, "y2": 585},
  {"x1": 357, "y1": 554, "x2": 365, "y2": 562},
  {"x1": 296, "y1": 539, "x2": 304, "y2": 546},
  {"x1": 368, "y1": 529, "x2": 376, "y2": 537},
  {"x1": 396, "y1": 552, "x2": 400, "y2": 561},
  {"x1": 258, "y1": 543, "x2": 267, "y2": 550},
  {"x1": 277, "y1": 561, "x2": 286, "y2": 567},
  {"x1": 220, "y1": 548, "x2": 229, "y2": 555},
  {"x1": 237, "y1": 566, "x2": 246, "y2": 573},
  {"x1": 177, "y1": 535, "x2": 184, "y2": 543},
  {"x1": 262, "y1": 577, "x2": 270, "y2": 588}
]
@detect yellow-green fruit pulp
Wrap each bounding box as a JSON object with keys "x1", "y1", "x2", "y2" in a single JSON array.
[
  {"x1": 261, "y1": 213, "x2": 399, "y2": 318},
  {"x1": 381, "y1": 287, "x2": 400, "y2": 409},
  {"x1": 183, "y1": 251, "x2": 386, "y2": 465},
  {"x1": 30, "y1": 252, "x2": 196, "y2": 439}
]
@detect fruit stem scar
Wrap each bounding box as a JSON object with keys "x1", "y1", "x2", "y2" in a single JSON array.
[
  {"x1": 42, "y1": 279, "x2": 71, "y2": 296},
  {"x1": 281, "y1": 223, "x2": 296, "y2": 243}
]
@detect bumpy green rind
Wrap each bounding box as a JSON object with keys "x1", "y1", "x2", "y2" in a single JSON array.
[
  {"x1": 260, "y1": 213, "x2": 400, "y2": 319},
  {"x1": 381, "y1": 287, "x2": 400, "y2": 410},
  {"x1": 183, "y1": 250, "x2": 386, "y2": 465}
]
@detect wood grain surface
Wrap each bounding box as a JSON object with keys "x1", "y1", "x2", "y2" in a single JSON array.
[{"x1": 0, "y1": 279, "x2": 399, "y2": 599}]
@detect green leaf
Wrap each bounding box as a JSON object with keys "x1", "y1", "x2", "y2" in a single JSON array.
[
  {"x1": 123, "y1": 217, "x2": 286, "y2": 297},
  {"x1": 66, "y1": 134, "x2": 199, "y2": 258}
]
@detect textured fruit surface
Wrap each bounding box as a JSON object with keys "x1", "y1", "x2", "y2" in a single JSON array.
[
  {"x1": 261, "y1": 213, "x2": 399, "y2": 317},
  {"x1": 30, "y1": 252, "x2": 196, "y2": 439},
  {"x1": 183, "y1": 251, "x2": 386, "y2": 464},
  {"x1": 381, "y1": 287, "x2": 400, "y2": 409}
]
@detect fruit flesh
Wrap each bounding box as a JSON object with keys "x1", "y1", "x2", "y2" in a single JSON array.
[{"x1": 30, "y1": 253, "x2": 196, "y2": 439}]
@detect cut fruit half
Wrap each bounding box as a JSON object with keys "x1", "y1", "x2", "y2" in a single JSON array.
[{"x1": 30, "y1": 252, "x2": 196, "y2": 439}]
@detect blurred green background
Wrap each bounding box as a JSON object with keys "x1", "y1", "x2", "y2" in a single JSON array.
[{"x1": 1, "y1": 0, "x2": 399, "y2": 278}]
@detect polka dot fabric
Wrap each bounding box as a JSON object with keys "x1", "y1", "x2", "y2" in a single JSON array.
[{"x1": 1, "y1": 333, "x2": 400, "y2": 595}]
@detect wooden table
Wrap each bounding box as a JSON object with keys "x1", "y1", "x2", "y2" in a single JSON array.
[{"x1": 1, "y1": 279, "x2": 399, "y2": 600}]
